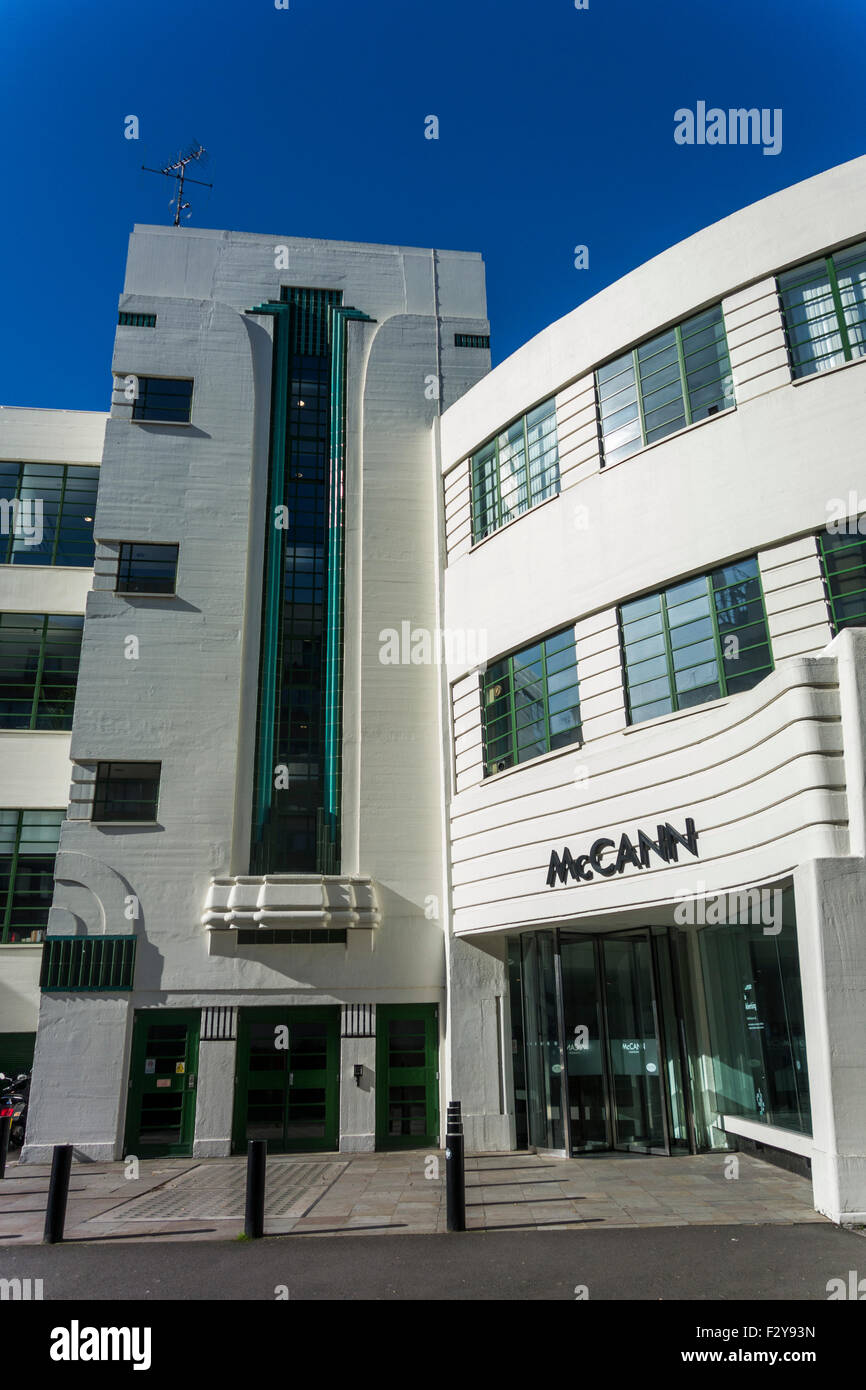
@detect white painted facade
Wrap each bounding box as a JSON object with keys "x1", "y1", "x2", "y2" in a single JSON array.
[
  {"x1": 439, "y1": 154, "x2": 866, "y2": 1223},
  {"x1": 22, "y1": 229, "x2": 490, "y2": 1162},
  {"x1": 13, "y1": 158, "x2": 866, "y2": 1226},
  {"x1": 0, "y1": 408, "x2": 105, "y2": 1057}
]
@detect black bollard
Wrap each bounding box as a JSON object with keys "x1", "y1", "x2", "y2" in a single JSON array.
[
  {"x1": 43, "y1": 1144, "x2": 73, "y2": 1244},
  {"x1": 244, "y1": 1138, "x2": 267, "y2": 1238},
  {"x1": 0, "y1": 1107, "x2": 11, "y2": 1180},
  {"x1": 446, "y1": 1100, "x2": 465, "y2": 1232}
]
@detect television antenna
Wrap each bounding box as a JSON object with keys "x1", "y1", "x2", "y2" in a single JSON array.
[{"x1": 141, "y1": 143, "x2": 213, "y2": 226}]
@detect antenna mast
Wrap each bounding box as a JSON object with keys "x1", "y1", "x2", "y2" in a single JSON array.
[{"x1": 142, "y1": 143, "x2": 213, "y2": 226}]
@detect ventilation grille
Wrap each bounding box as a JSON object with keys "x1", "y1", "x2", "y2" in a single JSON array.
[
  {"x1": 455, "y1": 333, "x2": 490, "y2": 349},
  {"x1": 40, "y1": 936, "x2": 136, "y2": 992}
]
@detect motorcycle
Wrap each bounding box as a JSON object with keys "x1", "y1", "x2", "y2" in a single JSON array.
[{"x1": 0, "y1": 1071, "x2": 30, "y2": 1150}]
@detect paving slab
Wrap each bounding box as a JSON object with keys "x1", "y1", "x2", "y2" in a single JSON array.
[{"x1": 0, "y1": 1149, "x2": 830, "y2": 1244}]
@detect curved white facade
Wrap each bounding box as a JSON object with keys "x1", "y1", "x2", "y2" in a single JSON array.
[{"x1": 440, "y1": 155, "x2": 866, "y2": 1223}]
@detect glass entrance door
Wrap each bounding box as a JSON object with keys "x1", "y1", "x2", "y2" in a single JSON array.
[
  {"x1": 601, "y1": 934, "x2": 669, "y2": 1154},
  {"x1": 560, "y1": 935, "x2": 609, "y2": 1151},
  {"x1": 558, "y1": 930, "x2": 671, "y2": 1155}
]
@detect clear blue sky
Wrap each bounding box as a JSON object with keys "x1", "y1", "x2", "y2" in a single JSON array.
[{"x1": 1, "y1": 0, "x2": 864, "y2": 410}]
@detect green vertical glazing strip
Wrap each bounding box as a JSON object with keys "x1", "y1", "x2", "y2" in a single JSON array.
[
  {"x1": 247, "y1": 301, "x2": 292, "y2": 842},
  {"x1": 249, "y1": 289, "x2": 371, "y2": 874},
  {"x1": 826, "y1": 257, "x2": 854, "y2": 362},
  {"x1": 323, "y1": 307, "x2": 373, "y2": 864}
]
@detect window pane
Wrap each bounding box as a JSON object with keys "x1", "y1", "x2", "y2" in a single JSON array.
[
  {"x1": 470, "y1": 400, "x2": 560, "y2": 541},
  {"x1": 820, "y1": 529, "x2": 866, "y2": 632},
  {"x1": 698, "y1": 898, "x2": 811, "y2": 1133},
  {"x1": 0, "y1": 464, "x2": 97, "y2": 568},
  {"x1": 0, "y1": 809, "x2": 63, "y2": 943},
  {"x1": 481, "y1": 629, "x2": 579, "y2": 775},
  {"x1": 622, "y1": 554, "x2": 772, "y2": 722},
  {"x1": 132, "y1": 377, "x2": 193, "y2": 423}
]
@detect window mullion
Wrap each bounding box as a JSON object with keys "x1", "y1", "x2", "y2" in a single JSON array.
[
  {"x1": 633, "y1": 348, "x2": 648, "y2": 446},
  {"x1": 540, "y1": 641, "x2": 550, "y2": 752},
  {"x1": 31, "y1": 615, "x2": 49, "y2": 729},
  {"x1": 675, "y1": 324, "x2": 692, "y2": 426},
  {"x1": 52, "y1": 467, "x2": 67, "y2": 565},
  {"x1": 708, "y1": 577, "x2": 728, "y2": 697},
  {"x1": 2, "y1": 811, "x2": 23, "y2": 944},
  {"x1": 494, "y1": 437, "x2": 504, "y2": 531},
  {"x1": 659, "y1": 592, "x2": 677, "y2": 713},
  {"x1": 826, "y1": 255, "x2": 853, "y2": 362},
  {"x1": 509, "y1": 656, "x2": 518, "y2": 767},
  {"x1": 818, "y1": 534, "x2": 840, "y2": 635}
]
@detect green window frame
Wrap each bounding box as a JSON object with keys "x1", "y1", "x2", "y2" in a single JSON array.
[
  {"x1": 0, "y1": 810, "x2": 64, "y2": 944},
  {"x1": 481, "y1": 627, "x2": 581, "y2": 776},
  {"x1": 0, "y1": 462, "x2": 99, "y2": 568},
  {"x1": 819, "y1": 524, "x2": 866, "y2": 633},
  {"x1": 118, "y1": 311, "x2": 157, "y2": 328},
  {"x1": 470, "y1": 398, "x2": 560, "y2": 542},
  {"x1": 596, "y1": 304, "x2": 734, "y2": 467},
  {"x1": 620, "y1": 556, "x2": 773, "y2": 725},
  {"x1": 0, "y1": 613, "x2": 83, "y2": 730},
  {"x1": 40, "y1": 935, "x2": 136, "y2": 991},
  {"x1": 131, "y1": 377, "x2": 193, "y2": 423},
  {"x1": 778, "y1": 240, "x2": 866, "y2": 379},
  {"x1": 92, "y1": 762, "x2": 161, "y2": 823}
]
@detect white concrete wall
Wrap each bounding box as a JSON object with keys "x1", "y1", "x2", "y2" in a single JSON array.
[
  {"x1": 437, "y1": 158, "x2": 866, "y2": 1208},
  {"x1": 0, "y1": 408, "x2": 105, "y2": 1044},
  {"x1": 0, "y1": 945, "x2": 42, "y2": 1032},
  {"x1": 25, "y1": 233, "x2": 489, "y2": 1158}
]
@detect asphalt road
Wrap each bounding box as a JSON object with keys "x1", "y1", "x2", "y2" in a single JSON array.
[{"x1": 1, "y1": 1222, "x2": 863, "y2": 1300}]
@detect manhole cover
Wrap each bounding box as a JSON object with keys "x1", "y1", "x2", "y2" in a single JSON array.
[{"x1": 94, "y1": 1159, "x2": 346, "y2": 1221}]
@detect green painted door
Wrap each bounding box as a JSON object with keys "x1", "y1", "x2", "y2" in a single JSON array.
[
  {"x1": 375, "y1": 1004, "x2": 439, "y2": 1150},
  {"x1": 124, "y1": 1010, "x2": 200, "y2": 1157},
  {"x1": 233, "y1": 1007, "x2": 340, "y2": 1154}
]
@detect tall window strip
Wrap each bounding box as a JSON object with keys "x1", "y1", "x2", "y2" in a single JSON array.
[
  {"x1": 0, "y1": 462, "x2": 98, "y2": 567},
  {"x1": 482, "y1": 627, "x2": 581, "y2": 776},
  {"x1": 779, "y1": 240, "x2": 866, "y2": 379},
  {"x1": 621, "y1": 556, "x2": 773, "y2": 724},
  {"x1": 0, "y1": 613, "x2": 83, "y2": 730},
  {"x1": 250, "y1": 287, "x2": 345, "y2": 875},
  {"x1": 819, "y1": 525, "x2": 866, "y2": 633},
  {"x1": 0, "y1": 810, "x2": 63, "y2": 943},
  {"x1": 596, "y1": 305, "x2": 734, "y2": 467},
  {"x1": 470, "y1": 398, "x2": 560, "y2": 543}
]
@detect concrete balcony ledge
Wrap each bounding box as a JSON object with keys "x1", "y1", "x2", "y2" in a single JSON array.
[{"x1": 202, "y1": 875, "x2": 381, "y2": 931}]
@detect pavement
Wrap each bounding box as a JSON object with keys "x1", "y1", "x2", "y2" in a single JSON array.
[
  {"x1": 0, "y1": 1149, "x2": 835, "y2": 1245},
  {"x1": 0, "y1": 1224, "x2": 863, "y2": 1300}
]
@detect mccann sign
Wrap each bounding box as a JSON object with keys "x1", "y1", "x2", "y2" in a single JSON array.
[{"x1": 546, "y1": 818, "x2": 698, "y2": 887}]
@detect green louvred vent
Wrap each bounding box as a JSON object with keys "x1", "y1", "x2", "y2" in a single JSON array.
[{"x1": 40, "y1": 935, "x2": 136, "y2": 991}]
